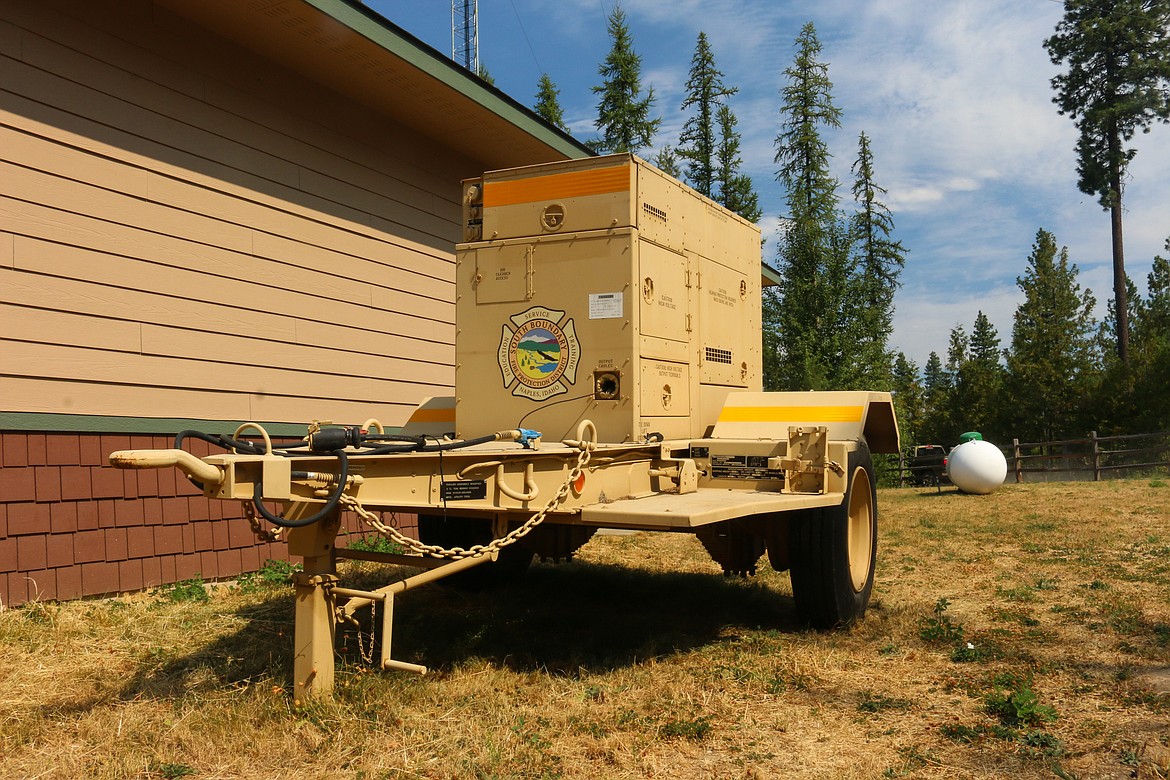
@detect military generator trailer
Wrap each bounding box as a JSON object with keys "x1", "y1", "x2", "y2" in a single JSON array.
[{"x1": 110, "y1": 154, "x2": 899, "y2": 700}]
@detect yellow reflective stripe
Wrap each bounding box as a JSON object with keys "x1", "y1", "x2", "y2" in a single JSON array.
[
  {"x1": 717, "y1": 405, "x2": 864, "y2": 423},
  {"x1": 484, "y1": 165, "x2": 630, "y2": 207},
  {"x1": 407, "y1": 407, "x2": 455, "y2": 423}
]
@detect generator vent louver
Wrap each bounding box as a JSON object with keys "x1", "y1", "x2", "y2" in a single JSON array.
[
  {"x1": 642, "y1": 202, "x2": 667, "y2": 223},
  {"x1": 705, "y1": 346, "x2": 733, "y2": 364}
]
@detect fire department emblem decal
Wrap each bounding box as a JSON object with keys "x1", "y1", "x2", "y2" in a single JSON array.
[{"x1": 498, "y1": 306, "x2": 581, "y2": 401}]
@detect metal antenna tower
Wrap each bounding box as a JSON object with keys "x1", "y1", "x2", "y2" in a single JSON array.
[{"x1": 452, "y1": 0, "x2": 478, "y2": 73}]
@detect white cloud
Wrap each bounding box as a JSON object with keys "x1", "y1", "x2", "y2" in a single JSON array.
[{"x1": 891, "y1": 282, "x2": 1021, "y2": 368}]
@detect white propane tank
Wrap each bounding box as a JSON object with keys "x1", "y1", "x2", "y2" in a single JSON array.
[{"x1": 947, "y1": 439, "x2": 1008, "y2": 495}]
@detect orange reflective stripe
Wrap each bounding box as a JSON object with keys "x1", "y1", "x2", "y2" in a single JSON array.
[
  {"x1": 484, "y1": 165, "x2": 630, "y2": 207},
  {"x1": 717, "y1": 405, "x2": 864, "y2": 423}
]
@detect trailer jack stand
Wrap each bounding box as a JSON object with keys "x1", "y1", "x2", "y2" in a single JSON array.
[
  {"x1": 285, "y1": 507, "x2": 498, "y2": 701},
  {"x1": 292, "y1": 571, "x2": 339, "y2": 703}
]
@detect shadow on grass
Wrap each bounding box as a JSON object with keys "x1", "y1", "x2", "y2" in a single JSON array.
[
  {"x1": 385, "y1": 560, "x2": 797, "y2": 674},
  {"x1": 118, "y1": 594, "x2": 297, "y2": 700},
  {"x1": 911, "y1": 487, "x2": 963, "y2": 498},
  {"x1": 119, "y1": 560, "x2": 797, "y2": 698}
]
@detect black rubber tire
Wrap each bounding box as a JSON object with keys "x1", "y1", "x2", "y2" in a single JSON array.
[
  {"x1": 788, "y1": 446, "x2": 877, "y2": 629},
  {"x1": 416, "y1": 514, "x2": 534, "y2": 589}
]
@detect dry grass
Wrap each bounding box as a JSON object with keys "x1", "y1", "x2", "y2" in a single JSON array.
[{"x1": 3, "y1": 479, "x2": 1170, "y2": 779}]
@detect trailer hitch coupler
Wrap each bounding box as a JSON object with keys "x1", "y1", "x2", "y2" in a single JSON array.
[{"x1": 109, "y1": 449, "x2": 225, "y2": 488}]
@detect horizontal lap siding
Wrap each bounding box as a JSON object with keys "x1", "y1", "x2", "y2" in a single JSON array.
[{"x1": 0, "y1": 0, "x2": 468, "y2": 427}]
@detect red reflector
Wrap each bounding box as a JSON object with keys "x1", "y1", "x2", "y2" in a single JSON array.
[{"x1": 573, "y1": 472, "x2": 586, "y2": 493}]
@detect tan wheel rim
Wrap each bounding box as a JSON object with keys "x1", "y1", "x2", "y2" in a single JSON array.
[{"x1": 846, "y1": 468, "x2": 874, "y2": 593}]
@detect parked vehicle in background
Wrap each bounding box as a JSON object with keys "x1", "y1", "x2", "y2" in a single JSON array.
[{"x1": 909, "y1": 445, "x2": 949, "y2": 486}]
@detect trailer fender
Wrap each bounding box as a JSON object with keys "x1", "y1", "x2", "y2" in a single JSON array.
[{"x1": 711, "y1": 391, "x2": 899, "y2": 454}]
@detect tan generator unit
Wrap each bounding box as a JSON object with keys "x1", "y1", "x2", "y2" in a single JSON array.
[{"x1": 455, "y1": 154, "x2": 761, "y2": 443}]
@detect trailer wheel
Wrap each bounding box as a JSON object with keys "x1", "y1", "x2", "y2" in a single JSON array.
[
  {"x1": 788, "y1": 446, "x2": 876, "y2": 629},
  {"x1": 416, "y1": 515, "x2": 533, "y2": 589}
]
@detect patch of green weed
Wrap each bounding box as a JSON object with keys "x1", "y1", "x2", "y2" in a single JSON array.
[
  {"x1": 996, "y1": 586, "x2": 1038, "y2": 603},
  {"x1": 951, "y1": 641, "x2": 985, "y2": 663},
  {"x1": 919, "y1": 598, "x2": 964, "y2": 644},
  {"x1": 990, "y1": 607, "x2": 1040, "y2": 627},
  {"x1": 659, "y1": 715, "x2": 713, "y2": 741},
  {"x1": 984, "y1": 682, "x2": 1058, "y2": 728},
  {"x1": 161, "y1": 577, "x2": 208, "y2": 603},
  {"x1": 858, "y1": 692, "x2": 913, "y2": 713},
  {"x1": 1020, "y1": 729, "x2": 1063, "y2": 757},
  {"x1": 238, "y1": 559, "x2": 301, "y2": 592},
  {"x1": 345, "y1": 534, "x2": 405, "y2": 555}
]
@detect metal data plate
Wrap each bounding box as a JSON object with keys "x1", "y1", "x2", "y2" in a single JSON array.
[{"x1": 709, "y1": 454, "x2": 784, "y2": 482}]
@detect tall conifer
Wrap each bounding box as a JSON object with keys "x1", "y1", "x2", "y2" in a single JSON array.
[
  {"x1": 591, "y1": 5, "x2": 659, "y2": 154},
  {"x1": 850, "y1": 131, "x2": 905, "y2": 382},
  {"x1": 1004, "y1": 229, "x2": 1098, "y2": 442},
  {"x1": 768, "y1": 22, "x2": 860, "y2": 390},
  {"x1": 678, "y1": 32, "x2": 736, "y2": 197},
  {"x1": 534, "y1": 73, "x2": 569, "y2": 132},
  {"x1": 1044, "y1": 0, "x2": 1170, "y2": 362},
  {"x1": 714, "y1": 105, "x2": 761, "y2": 222}
]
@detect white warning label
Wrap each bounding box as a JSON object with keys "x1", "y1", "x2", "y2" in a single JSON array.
[{"x1": 589, "y1": 292, "x2": 624, "y2": 319}]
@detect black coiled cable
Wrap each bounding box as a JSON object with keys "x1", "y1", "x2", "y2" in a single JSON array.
[{"x1": 251, "y1": 449, "x2": 350, "y2": 528}]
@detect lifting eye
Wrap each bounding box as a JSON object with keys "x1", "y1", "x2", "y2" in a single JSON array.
[{"x1": 594, "y1": 371, "x2": 620, "y2": 400}]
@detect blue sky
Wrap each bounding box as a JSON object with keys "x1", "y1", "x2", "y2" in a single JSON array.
[{"x1": 369, "y1": 0, "x2": 1170, "y2": 368}]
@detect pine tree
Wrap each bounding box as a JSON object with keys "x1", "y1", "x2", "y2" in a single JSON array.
[
  {"x1": 714, "y1": 104, "x2": 761, "y2": 222},
  {"x1": 850, "y1": 131, "x2": 906, "y2": 383},
  {"x1": 774, "y1": 23, "x2": 841, "y2": 229},
  {"x1": 953, "y1": 312, "x2": 1006, "y2": 440},
  {"x1": 591, "y1": 5, "x2": 660, "y2": 155},
  {"x1": 890, "y1": 352, "x2": 924, "y2": 449},
  {"x1": 652, "y1": 144, "x2": 682, "y2": 178},
  {"x1": 768, "y1": 22, "x2": 859, "y2": 390},
  {"x1": 677, "y1": 32, "x2": 736, "y2": 197},
  {"x1": 1146, "y1": 240, "x2": 1170, "y2": 332},
  {"x1": 1044, "y1": 0, "x2": 1170, "y2": 363},
  {"x1": 534, "y1": 73, "x2": 569, "y2": 132},
  {"x1": 920, "y1": 351, "x2": 951, "y2": 445},
  {"x1": 935, "y1": 325, "x2": 969, "y2": 443},
  {"x1": 946, "y1": 325, "x2": 968, "y2": 382},
  {"x1": 1092, "y1": 275, "x2": 1141, "y2": 432},
  {"x1": 851, "y1": 132, "x2": 906, "y2": 308},
  {"x1": 1004, "y1": 229, "x2": 1098, "y2": 443},
  {"x1": 1131, "y1": 240, "x2": 1170, "y2": 430}
]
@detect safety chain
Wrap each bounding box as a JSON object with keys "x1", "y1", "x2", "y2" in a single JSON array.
[
  {"x1": 320, "y1": 579, "x2": 373, "y2": 663},
  {"x1": 338, "y1": 595, "x2": 377, "y2": 665},
  {"x1": 242, "y1": 500, "x2": 283, "y2": 543},
  {"x1": 339, "y1": 421, "x2": 598, "y2": 560}
]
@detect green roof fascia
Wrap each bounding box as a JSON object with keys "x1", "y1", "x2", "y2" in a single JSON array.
[
  {"x1": 314, "y1": 0, "x2": 593, "y2": 161},
  {"x1": 761, "y1": 261, "x2": 782, "y2": 287}
]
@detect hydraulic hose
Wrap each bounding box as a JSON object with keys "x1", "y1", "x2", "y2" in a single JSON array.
[{"x1": 251, "y1": 450, "x2": 350, "y2": 528}]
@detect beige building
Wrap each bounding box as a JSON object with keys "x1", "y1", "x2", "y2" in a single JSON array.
[{"x1": 0, "y1": 0, "x2": 591, "y2": 606}]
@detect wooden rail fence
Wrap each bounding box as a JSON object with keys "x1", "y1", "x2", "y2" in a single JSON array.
[
  {"x1": 1007, "y1": 430, "x2": 1170, "y2": 483},
  {"x1": 894, "y1": 431, "x2": 1170, "y2": 486}
]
